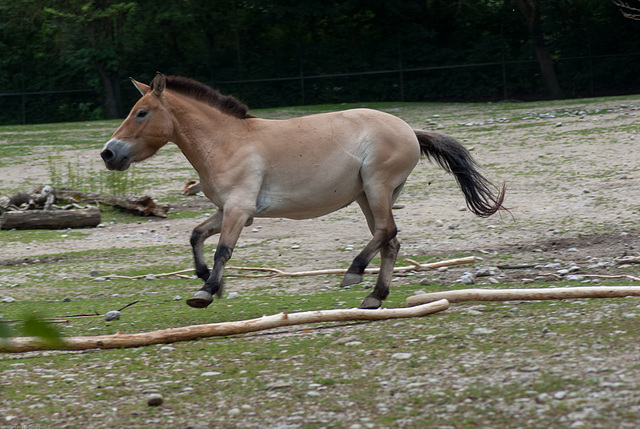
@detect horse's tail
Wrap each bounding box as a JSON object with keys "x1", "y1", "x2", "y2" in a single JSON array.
[{"x1": 414, "y1": 129, "x2": 506, "y2": 218}]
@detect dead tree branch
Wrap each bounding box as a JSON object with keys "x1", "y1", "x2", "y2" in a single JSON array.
[{"x1": 0, "y1": 300, "x2": 450, "y2": 353}]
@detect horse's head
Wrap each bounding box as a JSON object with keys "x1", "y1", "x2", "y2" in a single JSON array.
[{"x1": 101, "y1": 73, "x2": 173, "y2": 171}]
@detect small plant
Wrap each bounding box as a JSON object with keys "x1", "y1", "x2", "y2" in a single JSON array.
[{"x1": 47, "y1": 152, "x2": 140, "y2": 196}]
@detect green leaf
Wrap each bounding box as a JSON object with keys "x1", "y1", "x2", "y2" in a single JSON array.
[
  {"x1": 0, "y1": 321, "x2": 15, "y2": 339},
  {"x1": 22, "y1": 315, "x2": 66, "y2": 348}
]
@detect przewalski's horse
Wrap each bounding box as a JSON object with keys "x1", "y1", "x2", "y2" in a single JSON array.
[{"x1": 101, "y1": 73, "x2": 505, "y2": 309}]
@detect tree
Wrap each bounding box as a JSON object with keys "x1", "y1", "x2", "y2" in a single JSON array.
[
  {"x1": 45, "y1": 1, "x2": 137, "y2": 118},
  {"x1": 513, "y1": 0, "x2": 565, "y2": 99},
  {"x1": 613, "y1": 0, "x2": 640, "y2": 19}
]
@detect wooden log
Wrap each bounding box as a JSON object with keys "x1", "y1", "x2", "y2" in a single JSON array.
[
  {"x1": 406, "y1": 286, "x2": 640, "y2": 307},
  {"x1": 0, "y1": 207, "x2": 101, "y2": 230},
  {"x1": 55, "y1": 189, "x2": 169, "y2": 217},
  {"x1": 0, "y1": 299, "x2": 450, "y2": 353}
]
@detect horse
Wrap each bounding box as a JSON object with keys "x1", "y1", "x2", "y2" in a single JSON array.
[{"x1": 101, "y1": 73, "x2": 505, "y2": 310}]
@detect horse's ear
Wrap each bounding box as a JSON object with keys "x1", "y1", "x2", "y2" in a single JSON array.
[
  {"x1": 130, "y1": 78, "x2": 149, "y2": 96},
  {"x1": 151, "y1": 72, "x2": 166, "y2": 96}
]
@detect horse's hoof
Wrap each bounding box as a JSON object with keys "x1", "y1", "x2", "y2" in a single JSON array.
[
  {"x1": 340, "y1": 272, "x2": 363, "y2": 287},
  {"x1": 186, "y1": 290, "x2": 214, "y2": 308},
  {"x1": 359, "y1": 296, "x2": 382, "y2": 309}
]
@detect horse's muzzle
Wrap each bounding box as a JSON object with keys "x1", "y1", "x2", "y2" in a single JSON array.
[{"x1": 101, "y1": 139, "x2": 132, "y2": 171}]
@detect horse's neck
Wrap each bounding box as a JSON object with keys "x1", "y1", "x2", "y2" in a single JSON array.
[{"x1": 169, "y1": 98, "x2": 242, "y2": 172}]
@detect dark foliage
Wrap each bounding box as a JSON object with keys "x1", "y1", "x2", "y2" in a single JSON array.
[{"x1": 2, "y1": 0, "x2": 640, "y2": 124}]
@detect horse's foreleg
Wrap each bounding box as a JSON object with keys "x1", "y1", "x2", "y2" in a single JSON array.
[
  {"x1": 187, "y1": 208, "x2": 254, "y2": 309},
  {"x1": 190, "y1": 211, "x2": 224, "y2": 281}
]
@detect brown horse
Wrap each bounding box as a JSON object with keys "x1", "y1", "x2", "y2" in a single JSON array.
[{"x1": 101, "y1": 73, "x2": 505, "y2": 309}]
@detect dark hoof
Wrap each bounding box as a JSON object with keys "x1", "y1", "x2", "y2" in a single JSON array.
[
  {"x1": 186, "y1": 290, "x2": 214, "y2": 308},
  {"x1": 359, "y1": 296, "x2": 382, "y2": 309},
  {"x1": 340, "y1": 272, "x2": 363, "y2": 287}
]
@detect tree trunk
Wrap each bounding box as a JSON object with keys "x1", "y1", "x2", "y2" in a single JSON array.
[
  {"x1": 96, "y1": 63, "x2": 123, "y2": 119},
  {"x1": 0, "y1": 208, "x2": 101, "y2": 230},
  {"x1": 513, "y1": 0, "x2": 564, "y2": 99}
]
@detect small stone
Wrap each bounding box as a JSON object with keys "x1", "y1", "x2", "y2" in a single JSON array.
[
  {"x1": 93, "y1": 277, "x2": 107, "y2": 282},
  {"x1": 536, "y1": 393, "x2": 551, "y2": 404},
  {"x1": 90, "y1": 270, "x2": 101, "y2": 277},
  {"x1": 104, "y1": 310, "x2": 121, "y2": 321},
  {"x1": 228, "y1": 408, "x2": 241, "y2": 416},
  {"x1": 554, "y1": 390, "x2": 567, "y2": 400},
  {"x1": 391, "y1": 352, "x2": 412, "y2": 360},
  {"x1": 201, "y1": 371, "x2": 221, "y2": 377},
  {"x1": 567, "y1": 247, "x2": 579, "y2": 252},
  {"x1": 173, "y1": 295, "x2": 182, "y2": 301},
  {"x1": 2, "y1": 297, "x2": 16, "y2": 303},
  {"x1": 434, "y1": 220, "x2": 444, "y2": 227},
  {"x1": 227, "y1": 292, "x2": 240, "y2": 299},
  {"x1": 145, "y1": 274, "x2": 157, "y2": 281},
  {"x1": 265, "y1": 381, "x2": 293, "y2": 390},
  {"x1": 333, "y1": 336, "x2": 359, "y2": 345},
  {"x1": 62, "y1": 297, "x2": 71, "y2": 302},
  {"x1": 306, "y1": 390, "x2": 321, "y2": 397},
  {"x1": 459, "y1": 275, "x2": 475, "y2": 285},
  {"x1": 475, "y1": 268, "x2": 495, "y2": 277},
  {"x1": 160, "y1": 346, "x2": 176, "y2": 351},
  {"x1": 146, "y1": 393, "x2": 163, "y2": 406},
  {"x1": 471, "y1": 327, "x2": 495, "y2": 335}
]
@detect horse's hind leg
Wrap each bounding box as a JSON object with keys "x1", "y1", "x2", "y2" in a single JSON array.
[
  {"x1": 342, "y1": 189, "x2": 402, "y2": 309},
  {"x1": 360, "y1": 237, "x2": 400, "y2": 309}
]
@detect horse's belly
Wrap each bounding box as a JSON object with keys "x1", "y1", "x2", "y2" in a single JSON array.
[{"x1": 254, "y1": 183, "x2": 362, "y2": 220}]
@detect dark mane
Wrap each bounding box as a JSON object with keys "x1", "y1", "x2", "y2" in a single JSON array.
[{"x1": 156, "y1": 75, "x2": 255, "y2": 119}]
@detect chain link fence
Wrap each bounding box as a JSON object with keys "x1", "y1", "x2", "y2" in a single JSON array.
[{"x1": 2, "y1": 53, "x2": 640, "y2": 125}]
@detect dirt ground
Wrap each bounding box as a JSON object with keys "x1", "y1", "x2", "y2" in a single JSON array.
[
  {"x1": 1, "y1": 97, "x2": 640, "y2": 429},
  {"x1": 1, "y1": 97, "x2": 639, "y2": 292}
]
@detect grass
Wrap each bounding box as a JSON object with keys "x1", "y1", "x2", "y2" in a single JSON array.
[
  {"x1": 2, "y1": 95, "x2": 640, "y2": 427},
  {"x1": 2, "y1": 278, "x2": 640, "y2": 427}
]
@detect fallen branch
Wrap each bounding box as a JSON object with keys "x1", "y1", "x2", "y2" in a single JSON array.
[
  {"x1": 616, "y1": 256, "x2": 640, "y2": 265},
  {"x1": 536, "y1": 272, "x2": 640, "y2": 282},
  {"x1": 56, "y1": 188, "x2": 169, "y2": 218},
  {"x1": 101, "y1": 256, "x2": 476, "y2": 281},
  {"x1": 406, "y1": 286, "x2": 640, "y2": 307},
  {"x1": 0, "y1": 300, "x2": 450, "y2": 353}
]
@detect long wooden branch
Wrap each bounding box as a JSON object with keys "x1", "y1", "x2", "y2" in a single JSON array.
[
  {"x1": 102, "y1": 256, "x2": 476, "y2": 280},
  {"x1": 406, "y1": 286, "x2": 640, "y2": 307},
  {"x1": 0, "y1": 300, "x2": 450, "y2": 353}
]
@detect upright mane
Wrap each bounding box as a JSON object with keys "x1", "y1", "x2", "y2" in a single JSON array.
[{"x1": 154, "y1": 75, "x2": 255, "y2": 119}]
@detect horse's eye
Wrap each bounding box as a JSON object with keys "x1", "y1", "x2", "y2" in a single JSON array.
[{"x1": 136, "y1": 109, "x2": 148, "y2": 119}]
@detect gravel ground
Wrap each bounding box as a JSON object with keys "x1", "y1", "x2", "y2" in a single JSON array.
[{"x1": 1, "y1": 96, "x2": 640, "y2": 428}]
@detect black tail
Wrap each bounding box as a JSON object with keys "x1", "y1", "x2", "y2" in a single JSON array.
[{"x1": 414, "y1": 130, "x2": 506, "y2": 218}]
